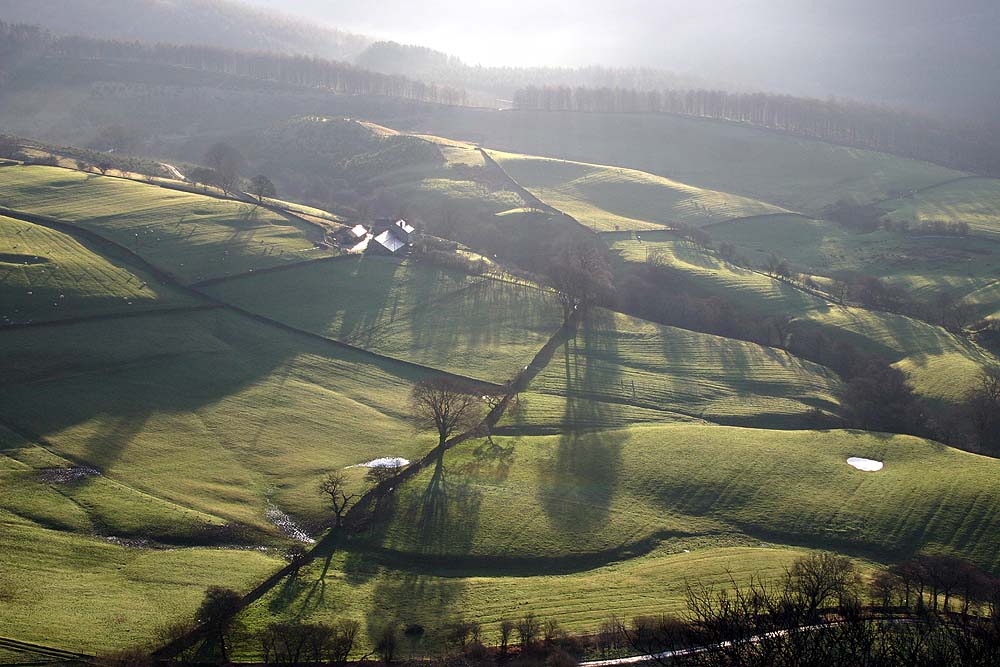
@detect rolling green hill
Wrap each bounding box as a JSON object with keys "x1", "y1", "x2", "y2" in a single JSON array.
[
  {"x1": 0, "y1": 309, "x2": 440, "y2": 534},
  {"x1": 515, "y1": 309, "x2": 842, "y2": 430},
  {"x1": 361, "y1": 424, "x2": 1000, "y2": 567},
  {"x1": 707, "y1": 214, "x2": 1000, "y2": 307},
  {"x1": 881, "y1": 177, "x2": 1000, "y2": 240},
  {"x1": 611, "y1": 234, "x2": 995, "y2": 403},
  {"x1": 205, "y1": 257, "x2": 566, "y2": 384},
  {"x1": 232, "y1": 118, "x2": 527, "y2": 220},
  {"x1": 245, "y1": 422, "x2": 1000, "y2": 646},
  {"x1": 489, "y1": 150, "x2": 788, "y2": 231},
  {"x1": 403, "y1": 109, "x2": 966, "y2": 213},
  {"x1": 0, "y1": 213, "x2": 195, "y2": 324},
  {"x1": 0, "y1": 165, "x2": 335, "y2": 284}
]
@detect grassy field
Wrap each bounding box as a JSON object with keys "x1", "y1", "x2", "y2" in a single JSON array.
[
  {"x1": 707, "y1": 214, "x2": 1000, "y2": 306},
  {"x1": 352, "y1": 425, "x2": 1000, "y2": 568},
  {"x1": 405, "y1": 109, "x2": 966, "y2": 213},
  {"x1": 0, "y1": 426, "x2": 282, "y2": 653},
  {"x1": 0, "y1": 309, "x2": 441, "y2": 535},
  {"x1": 0, "y1": 165, "x2": 335, "y2": 284},
  {"x1": 0, "y1": 213, "x2": 195, "y2": 324},
  {"x1": 611, "y1": 235, "x2": 995, "y2": 403},
  {"x1": 490, "y1": 150, "x2": 787, "y2": 231},
  {"x1": 881, "y1": 177, "x2": 1000, "y2": 240},
  {"x1": 516, "y1": 309, "x2": 842, "y2": 430},
  {"x1": 242, "y1": 543, "x2": 817, "y2": 653},
  {"x1": 241, "y1": 118, "x2": 528, "y2": 222},
  {"x1": 243, "y1": 421, "x2": 1000, "y2": 649},
  {"x1": 206, "y1": 257, "x2": 566, "y2": 384},
  {"x1": 0, "y1": 519, "x2": 281, "y2": 652}
]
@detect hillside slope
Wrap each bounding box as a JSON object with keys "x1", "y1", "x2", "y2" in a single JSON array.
[{"x1": 0, "y1": 0, "x2": 370, "y2": 60}]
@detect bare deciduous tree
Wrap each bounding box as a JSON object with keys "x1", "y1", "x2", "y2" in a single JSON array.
[
  {"x1": 375, "y1": 623, "x2": 399, "y2": 665},
  {"x1": 249, "y1": 175, "x2": 276, "y2": 203},
  {"x1": 516, "y1": 613, "x2": 539, "y2": 651},
  {"x1": 196, "y1": 586, "x2": 243, "y2": 663},
  {"x1": 330, "y1": 619, "x2": 360, "y2": 667},
  {"x1": 318, "y1": 471, "x2": 357, "y2": 527},
  {"x1": 410, "y1": 377, "x2": 483, "y2": 448},
  {"x1": 203, "y1": 142, "x2": 245, "y2": 195},
  {"x1": 547, "y1": 240, "x2": 614, "y2": 322},
  {"x1": 786, "y1": 551, "x2": 862, "y2": 619},
  {"x1": 967, "y1": 366, "x2": 1000, "y2": 454},
  {"x1": 498, "y1": 619, "x2": 514, "y2": 658}
]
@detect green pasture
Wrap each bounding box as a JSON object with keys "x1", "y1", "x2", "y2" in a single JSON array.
[
  {"x1": 0, "y1": 309, "x2": 440, "y2": 535},
  {"x1": 0, "y1": 214, "x2": 194, "y2": 324},
  {"x1": 490, "y1": 150, "x2": 785, "y2": 232},
  {"x1": 881, "y1": 177, "x2": 1000, "y2": 239},
  {"x1": 407, "y1": 109, "x2": 965, "y2": 213},
  {"x1": 0, "y1": 165, "x2": 334, "y2": 284},
  {"x1": 521, "y1": 309, "x2": 842, "y2": 429},
  {"x1": 611, "y1": 235, "x2": 994, "y2": 403},
  {"x1": 243, "y1": 543, "x2": 816, "y2": 654},
  {"x1": 206, "y1": 257, "x2": 566, "y2": 384},
  {"x1": 0, "y1": 519, "x2": 280, "y2": 653},
  {"x1": 361, "y1": 425, "x2": 1000, "y2": 568},
  {"x1": 708, "y1": 214, "x2": 1000, "y2": 306}
]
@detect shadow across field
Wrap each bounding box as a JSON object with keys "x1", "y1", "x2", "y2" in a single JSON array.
[{"x1": 538, "y1": 309, "x2": 627, "y2": 534}]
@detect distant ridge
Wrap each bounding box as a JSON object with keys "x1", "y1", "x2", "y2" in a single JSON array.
[{"x1": 0, "y1": 0, "x2": 372, "y2": 61}]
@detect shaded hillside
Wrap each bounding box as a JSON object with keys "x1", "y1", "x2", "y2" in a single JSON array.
[{"x1": 0, "y1": 0, "x2": 371, "y2": 61}]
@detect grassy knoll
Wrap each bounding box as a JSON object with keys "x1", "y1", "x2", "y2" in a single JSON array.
[
  {"x1": 708, "y1": 214, "x2": 1000, "y2": 307},
  {"x1": 517, "y1": 309, "x2": 842, "y2": 430},
  {"x1": 246, "y1": 421, "x2": 1000, "y2": 649},
  {"x1": 0, "y1": 214, "x2": 195, "y2": 324},
  {"x1": 243, "y1": 118, "x2": 527, "y2": 220},
  {"x1": 359, "y1": 425, "x2": 1000, "y2": 568},
  {"x1": 206, "y1": 257, "x2": 566, "y2": 384},
  {"x1": 243, "y1": 544, "x2": 816, "y2": 652},
  {"x1": 405, "y1": 109, "x2": 965, "y2": 213},
  {"x1": 0, "y1": 438, "x2": 229, "y2": 543},
  {"x1": 0, "y1": 519, "x2": 280, "y2": 652},
  {"x1": 0, "y1": 309, "x2": 439, "y2": 535},
  {"x1": 490, "y1": 150, "x2": 787, "y2": 232},
  {"x1": 881, "y1": 177, "x2": 1000, "y2": 240},
  {"x1": 612, "y1": 235, "x2": 994, "y2": 403},
  {"x1": 0, "y1": 165, "x2": 334, "y2": 284}
]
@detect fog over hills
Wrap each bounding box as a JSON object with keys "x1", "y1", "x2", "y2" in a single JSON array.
[
  {"x1": 239, "y1": 0, "x2": 1000, "y2": 121},
  {"x1": 3, "y1": 0, "x2": 998, "y2": 120},
  {"x1": 0, "y1": 0, "x2": 372, "y2": 60}
]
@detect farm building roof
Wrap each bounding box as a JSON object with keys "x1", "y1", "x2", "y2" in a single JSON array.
[
  {"x1": 372, "y1": 229, "x2": 407, "y2": 254},
  {"x1": 394, "y1": 219, "x2": 415, "y2": 235}
]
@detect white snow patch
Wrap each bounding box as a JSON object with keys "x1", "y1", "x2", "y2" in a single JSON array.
[
  {"x1": 847, "y1": 457, "x2": 884, "y2": 472},
  {"x1": 349, "y1": 457, "x2": 410, "y2": 469},
  {"x1": 266, "y1": 504, "x2": 315, "y2": 544}
]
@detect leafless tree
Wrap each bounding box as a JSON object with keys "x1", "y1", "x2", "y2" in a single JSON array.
[
  {"x1": 786, "y1": 552, "x2": 862, "y2": 619},
  {"x1": 249, "y1": 175, "x2": 276, "y2": 203},
  {"x1": 498, "y1": 619, "x2": 515, "y2": 658},
  {"x1": 203, "y1": 142, "x2": 245, "y2": 195},
  {"x1": 196, "y1": 586, "x2": 243, "y2": 663},
  {"x1": 375, "y1": 623, "x2": 399, "y2": 665},
  {"x1": 410, "y1": 377, "x2": 484, "y2": 448},
  {"x1": 330, "y1": 619, "x2": 360, "y2": 667},
  {"x1": 547, "y1": 240, "x2": 614, "y2": 322},
  {"x1": 966, "y1": 366, "x2": 1000, "y2": 453},
  {"x1": 318, "y1": 471, "x2": 357, "y2": 527},
  {"x1": 516, "y1": 613, "x2": 540, "y2": 651}
]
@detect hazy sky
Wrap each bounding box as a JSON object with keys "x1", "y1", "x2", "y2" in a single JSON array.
[
  {"x1": 238, "y1": 1, "x2": 984, "y2": 65},
  {"x1": 237, "y1": 0, "x2": 999, "y2": 115}
]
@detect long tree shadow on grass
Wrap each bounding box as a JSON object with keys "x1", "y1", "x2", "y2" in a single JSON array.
[{"x1": 538, "y1": 308, "x2": 627, "y2": 535}]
